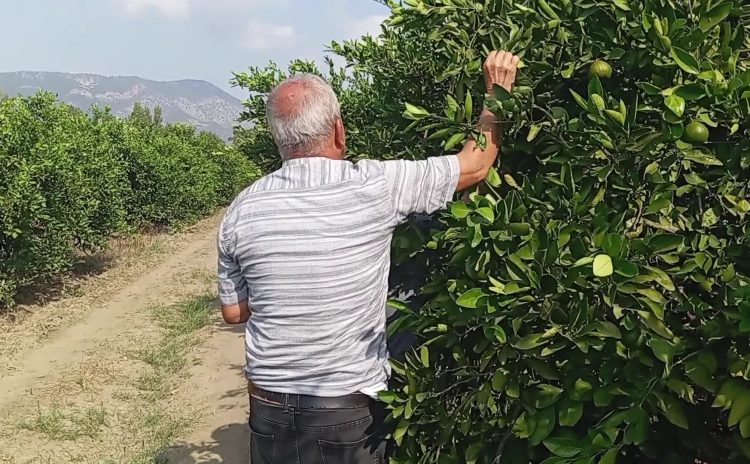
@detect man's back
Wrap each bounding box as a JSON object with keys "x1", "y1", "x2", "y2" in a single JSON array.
[{"x1": 218, "y1": 156, "x2": 458, "y2": 396}]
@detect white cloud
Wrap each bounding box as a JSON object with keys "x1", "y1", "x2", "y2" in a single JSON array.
[
  {"x1": 115, "y1": 0, "x2": 190, "y2": 18},
  {"x1": 346, "y1": 15, "x2": 387, "y2": 39},
  {"x1": 242, "y1": 21, "x2": 296, "y2": 50}
]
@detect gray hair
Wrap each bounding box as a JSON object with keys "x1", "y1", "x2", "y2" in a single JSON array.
[{"x1": 266, "y1": 74, "x2": 341, "y2": 159}]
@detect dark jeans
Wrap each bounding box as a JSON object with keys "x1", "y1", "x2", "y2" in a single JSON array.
[{"x1": 249, "y1": 393, "x2": 387, "y2": 464}]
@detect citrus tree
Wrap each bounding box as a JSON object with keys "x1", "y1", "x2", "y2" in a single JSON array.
[
  {"x1": 233, "y1": 0, "x2": 750, "y2": 461},
  {"x1": 0, "y1": 93, "x2": 255, "y2": 307},
  {"x1": 349, "y1": 1, "x2": 750, "y2": 463}
]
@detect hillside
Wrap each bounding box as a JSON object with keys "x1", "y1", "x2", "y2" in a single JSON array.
[{"x1": 0, "y1": 71, "x2": 242, "y2": 139}]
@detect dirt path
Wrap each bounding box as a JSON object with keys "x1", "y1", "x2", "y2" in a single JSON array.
[
  {"x1": 0, "y1": 212, "x2": 249, "y2": 463},
  {"x1": 161, "y1": 324, "x2": 249, "y2": 464}
]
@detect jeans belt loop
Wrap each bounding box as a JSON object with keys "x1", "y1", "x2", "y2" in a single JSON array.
[{"x1": 293, "y1": 394, "x2": 301, "y2": 414}]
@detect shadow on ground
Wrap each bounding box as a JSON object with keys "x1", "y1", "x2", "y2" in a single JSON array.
[{"x1": 160, "y1": 422, "x2": 249, "y2": 464}]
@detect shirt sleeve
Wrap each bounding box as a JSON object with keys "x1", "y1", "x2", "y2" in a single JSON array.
[
  {"x1": 217, "y1": 215, "x2": 248, "y2": 306},
  {"x1": 382, "y1": 155, "x2": 460, "y2": 224}
]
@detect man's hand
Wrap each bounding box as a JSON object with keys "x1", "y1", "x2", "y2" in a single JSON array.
[
  {"x1": 455, "y1": 50, "x2": 520, "y2": 191},
  {"x1": 484, "y1": 50, "x2": 520, "y2": 94},
  {"x1": 221, "y1": 300, "x2": 250, "y2": 324}
]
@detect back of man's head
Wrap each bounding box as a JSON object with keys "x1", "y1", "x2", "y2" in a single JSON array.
[{"x1": 266, "y1": 74, "x2": 342, "y2": 160}]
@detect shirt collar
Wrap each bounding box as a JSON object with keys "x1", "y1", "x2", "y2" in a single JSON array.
[{"x1": 282, "y1": 155, "x2": 346, "y2": 166}]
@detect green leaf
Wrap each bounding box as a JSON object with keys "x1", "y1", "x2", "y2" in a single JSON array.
[
  {"x1": 615, "y1": 260, "x2": 639, "y2": 278},
  {"x1": 699, "y1": 2, "x2": 732, "y2": 32},
  {"x1": 427, "y1": 127, "x2": 455, "y2": 140},
  {"x1": 529, "y1": 407, "x2": 556, "y2": 445},
  {"x1": 598, "y1": 448, "x2": 618, "y2": 464},
  {"x1": 528, "y1": 124, "x2": 542, "y2": 141},
  {"x1": 671, "y1": 47, "x2": 700, "y2": 74},
  {"x1": 651, "y1": 337, "x2": 675, "y2": 364},
  {"x1": 492, "y1": 369, "x2": 508, "y2": 392},
  {"x1": 589, "y1": 75, "x2": 604, "y2": 99},
  {"x1": 728, "y1": 390, "x2": 750, "y2": 426},
  {"x1": 450, "y1": 201, "x2": 471, "y2": 218},
  {"x1": 637, "y1": 287, "x2": 666, "y2": 304},
  {"x1": 683, "y1": 148, "x2": 723, "y2": 166},
  {"x1": 492, "y1": 84, "x2": 511, "y2": 101},
  {"x1": 485, "y1": 166, "x2": 502, "y2": 187},
  {"x1": 404, "y1": 398, "x2": 415, "y2": 419},
  {"x1": 420, "y1": 345, "x2": 429, "y2": 368},
  {"x1": 471, "y1": 224, "x2": 482, "y2": 248},
  {"x1": 649, "y1": 234, "x2": 683, "y2": 252},
  {"x1": 638, "y1": 82, "x2": 662, "y2": 95},
  {"x1": 456, "y1": 288, "x2": 487, "y2": 308},
  {"x1": 379, "y1": 390, "x2": 398, "y2": 404},
  {"x1": 570, "y1": 89, "x2": 589, "y2": 110},
  {"x1": 535, "y1": 384, "x2": 564, "y2": 409},
  {"x1": 593, "y1": 254, "x2": 614, "y2": 277},
  {"x1": 464, "y1": 92, "x2": 473, "y2": 123},
  {"x1": 623, "y1": 408, "x2": 649, "y2": 445},
  {"x1": 602, "y1": 233, "x2": 624, "y2": 256},
  {"x1": 508, "y1": 223, "x2": 531, "y2": 236},
  {"x1": 741, "y1": 417, "x2": 750, "y2": 439},
  {"x1": 570, "y1": 379, "x2": 593, "y2": 401},
  {"x1": 543, "y1": 435, "x2": 582, "y2": 458},
  {"x1": 444, "y1": 132, "x2": 465, "y2": 151},
  {"x1": 403, "y1": 102, "x2": 430, "y2": 120},
  {"x1": 476, "y1": 207, "x2": 494, "y2": 223},
  {"x1": 605, "y1": 109, "x2": 626, "y2": 125},
  {"x1": 664, "y1": 94, "x2": 686, "y2": 117},
  {"x1": 659, "y1": 394, "x2": 689, "y2": 429},
  {"x1": 583, "y1": 321, "x2": 623, "y2": 339},
  {"x1": 514, "y1": 333, "x2": 546, "y2": 350},
  {"x1": 486, "y1": 325, "x2": 507, "y2": 344},
  {"x1": 504, "y1": 174, "x2": 520, "y2": 189},
  {"x1": 387, "y1": 299, "x2": 409, "y2": 312},
  {"x1": 559, "y1": 400, "x2": 584, "y2": 426},
  {"x1": 512, "y1": 412, "x2": 533, "y2": 438},
  {"x1": 638, "y1": 310, "x2": 675, "y2": 339},
  {"x1": 394, "y1": 420, "x2": 408, "y2": 441},
  {"x1": 612, "y1": 0, "x2": 630, "y2": 11},
  {"x1": 675, "y1": 83, "x2": 705, "y2": 101}
]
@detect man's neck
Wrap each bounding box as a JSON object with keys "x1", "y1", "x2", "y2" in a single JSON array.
[{"x1": 285, "y1": 151, "x2": 344, "y2": 161}]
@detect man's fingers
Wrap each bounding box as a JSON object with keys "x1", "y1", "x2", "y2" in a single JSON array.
[
  {"x1": 504, "y1": 55, "x2": 521, "y2": 89},
  {"x1": 504, "y1": 67, "x2": 517, "y2": 90},
  {"x1": 500, "y1": 51, "x2": 514, "y2": 68},
  {"x1": 497, "y1": 51, "x2": 509, "y2": 69},
  {"x1": 484, "y1": 50, "x2": 498, "y2": 70},
  {"x1": 485, "y1": 50, "x2": 520, "y2": 91}
]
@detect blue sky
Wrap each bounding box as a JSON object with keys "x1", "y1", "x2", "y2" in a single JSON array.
[{"x1": 1, "y1": 0, "x2": 389, "y2": 98}]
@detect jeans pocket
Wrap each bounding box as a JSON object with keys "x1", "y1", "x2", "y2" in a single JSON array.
[
  {"x1": 250, "y1": 430, "x2": 275, "y2": 464},
  {"x1": 318, "y1": 435, "x2": 383, "y2": 464}
]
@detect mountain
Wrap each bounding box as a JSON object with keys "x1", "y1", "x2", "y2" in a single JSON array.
[{"x1": 0, "y1": 71, "x2": 243, "y2": 139}]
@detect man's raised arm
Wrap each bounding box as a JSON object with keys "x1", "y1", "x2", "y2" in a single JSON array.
[{"x1": 456, "y1": 50, "x2": 520, "y2": 191}]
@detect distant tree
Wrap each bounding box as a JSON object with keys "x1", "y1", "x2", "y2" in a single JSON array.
[
  {"x1": 152, "y1": 105, "x2": 163, "y2": 127},
  {"x1": 128, "y1": 102, "x2": 154, "y2": 129},
  {"x1": 0, "y1": 89, "x2": 7, "y2": 100}
]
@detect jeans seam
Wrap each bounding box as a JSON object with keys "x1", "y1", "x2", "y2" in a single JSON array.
[
  {"x1": 292, "y1": 407, "x2": 301, "y2": 464},
  {"x1": 295, "y1": 415, "x2": 373, "y2": 433}
]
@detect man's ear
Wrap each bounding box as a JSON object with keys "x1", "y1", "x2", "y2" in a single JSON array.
[{"x1": 334, "y1": 117, "x2": 346, "y2": 154}]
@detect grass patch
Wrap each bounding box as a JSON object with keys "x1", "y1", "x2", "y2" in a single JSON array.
[
  {"x1": 127, "y1": 409, "x2": 194, "y2": 464},
  {"x1": 133, "y1": 294, "x2": 214, "y2": 401},
  {"x1": 123, "y1": 293, "x2": 214, "y2": 459},
  {"x1": 21, "y1": 404, "x2": 108, "y2": 440}
]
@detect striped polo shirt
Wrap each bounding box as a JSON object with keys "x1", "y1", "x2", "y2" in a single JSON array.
[{"x1": 217, "y1": 154, "x2": 460, "y2": 397}]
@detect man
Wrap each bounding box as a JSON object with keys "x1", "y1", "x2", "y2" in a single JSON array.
[{"x1": 218, "y1": 50, "x2": 520, "y2": 463}]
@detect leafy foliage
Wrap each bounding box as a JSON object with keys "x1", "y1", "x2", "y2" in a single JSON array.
[
  {"x1": 236, "y1": 0, "x2": 750, "y2": 461},
  {"x1": 0, "y1": 92, "x2": 255, "y2": 307}
]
